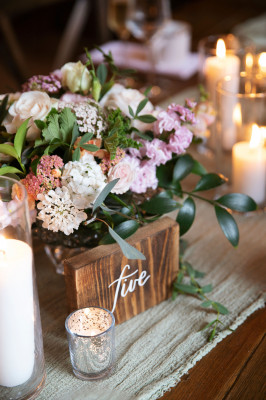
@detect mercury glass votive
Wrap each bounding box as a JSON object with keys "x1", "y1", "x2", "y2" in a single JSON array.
[{"x1": 65, "y1": 307, "x2": 115, "y2": 380}]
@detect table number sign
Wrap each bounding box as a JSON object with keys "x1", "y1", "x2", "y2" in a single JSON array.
[{"x1": 64, "y1": 217, "x2": 179, "y2": 324}]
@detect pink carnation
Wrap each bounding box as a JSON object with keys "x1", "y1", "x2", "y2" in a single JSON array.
[
  {"x1": 143, "y1": 138, "x2": 172, "y2": 166},
  {"x1": 167, "y1": 103, "x2": 196, "y2": 124},
  {"x1": 130, "y1": 160, "x2": 158, "y2": 194},
  {"x1": 167, "y1": 126, "x2": 193, "y2": 155},
  {"x1": 153, "y1": 110, "x2": 180, "y2": 135}
]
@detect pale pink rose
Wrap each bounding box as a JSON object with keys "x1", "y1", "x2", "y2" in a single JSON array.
[
  {"x1": 108, "y1": 159, "x2": 135, "y2": 195},
  {"x1": 100, "y1": 83, "x2": 156, "y2": 131}
]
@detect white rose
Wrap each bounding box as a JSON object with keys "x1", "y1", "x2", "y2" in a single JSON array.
[
  {"x1": 100, "y1": 84, "x2": 155, "y2": 131},
  {"x1": 3, "y1": 91, "x2": 56, "y2": 141},
  {"x1": 61, "y1": 61, "x2": 92, "y2": 94},
  {"x1": 108, "y1": 159, "x2": 135, "y2": 195}
]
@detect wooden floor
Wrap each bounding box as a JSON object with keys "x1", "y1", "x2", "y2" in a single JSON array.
[{"x1": 160, "y1": 307, "x2": 266, "y2": 400}]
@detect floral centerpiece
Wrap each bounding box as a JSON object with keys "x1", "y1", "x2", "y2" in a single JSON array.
[{"x1": 0, "y1": 50, "x2": 256, "y2": 339}]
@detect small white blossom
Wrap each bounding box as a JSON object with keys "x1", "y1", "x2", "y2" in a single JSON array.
[
  {"x1": 58, "y1": 100, "x2": 107, "y2": 138},
  {"x1": 37, "y1": 187, "x2": 87, "y2": 235},
  {"x1": 62, "y1": 153, "x2": 106, "y2": 209}
]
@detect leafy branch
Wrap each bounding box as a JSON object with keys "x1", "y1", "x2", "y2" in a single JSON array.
[{"x1": 173, "y1": 254, "x2": 232, "y2": 341}]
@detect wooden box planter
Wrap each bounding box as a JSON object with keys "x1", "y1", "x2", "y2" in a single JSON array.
[{"x1": 64, "y1": 217, "x2": 179, "y2": 325}]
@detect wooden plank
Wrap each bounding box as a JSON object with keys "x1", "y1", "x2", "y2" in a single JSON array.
[
  {"x1": 64, "y1": 217, "x2": 179, "y2": 324},
  {"x1": 224, "y1": 335, "x2": 266, "y2": 400},
  {"x1": 160, "y1": 307, "x2": 266, "y2": 400}
]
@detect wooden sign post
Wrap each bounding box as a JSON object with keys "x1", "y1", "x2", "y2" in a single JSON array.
[{"x1": 64, "y1": 217, "x2": 179, "y2": 325}]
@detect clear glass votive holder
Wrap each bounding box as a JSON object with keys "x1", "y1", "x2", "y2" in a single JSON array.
[
  {"x1": 0, "y1": 177, "x2": 46, "y2": 400},
  {"x1": 215, "y1": 72, "x2": 266, "y2": 206},
  {"x1": 65, "y1": 307, "x2": 115, "y2": 380}
]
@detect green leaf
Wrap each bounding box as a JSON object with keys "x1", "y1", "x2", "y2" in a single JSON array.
[
  {"x1": 201, "y1": 284, "x2": 213, "y2": 293},
  {"x1": 34, "y1": 119, "x2": 46, "y2": 130},
  {"x1": 14, "y1": 118, "x2": 29, "y2": 158},
  {"x1": 71, "y1": 122, "x2": 80, "y2": 147},
  {"x1": 176, "y1": 197, "x2": 196, "y2": 236},
  {"x1": 30, "y1": 156, "x2": 40, "y2": 175},
  {"x1": 100, "y1": 220, "x2": 139, "y2": 244},
  {"x1": 216, "y1": 193, "x2": 257, "y2": 212},
  {"x1": 42, "y1": 113, "x2": 61, "y2": 142},
  {"x1": 128, "y1": 105, "x2": 135, "y2": 118},
  {"x1": 0, "y1": 166, "x2": 24, "y2": 176},
  {"x1": 173, "y1": 283, "x2": 198, "y2": 294},
  {"x1": 208, "y1": 327, "x2": 217, "y2": 341},
  {"x1": 104, "y1": 133, "x2": 119, "y2": 160},
  {"x1": 133, "y1": 130, "x2": 153, "y2": 141},
  {"x1": 108, "y1": 226, "x2": 146, "y2": 260},
  {"x1": 156, "y1": 160, "x2": 175, "y2": 189},
  {"x1": 79, "y1": 132, "x2": 93, "y2": 145},
  {"x1": 59, "y1": 107, "x2": 76, "y2": 143},
  {"x1": 212, "y1": 302, "x2": 229, "y2": 315},
  {"x1": 136, "y1": 98, "x2": 149, "y2": 115},
  {"x1": 97, "y1": 63, "x2": 107, "y2": 85},
  {"x1": 136, "y1": 114, "x2": 157, "y2": 123},
  {"x1": 215, "y1": 205, "x2": 239, "y2": 247},
  {"x1": 80, "y1": 144, "x2": 99, "y2": 152},
  {"x1": 72, "y1": 147, "x2": 80, "y2": 161},
  {"x1": 191, "y1": 159, "x2": 207, "y2": 176},
  {"x1": 141, "y1": 196, "x2": 180, "y2": 214},
  {"x1": 200, "y1": 300, "x2": 212, "y2": 308},
  {"x1": 111, "y1": 207, "x2": 133, "y2": 224},
  {"x1": 173, "y1": 154, "x2": 194, "y2": 182},
  {"x1": 144, "y1": 86, "x2": 152, "y2": 97},
  {"x1": 177, "y1": 271, "x2": 184, "y2": 284},
  {"x1": 0, "y1": 144, "x2": 18, "y2": 159},
  {"x1": 109, "y1": 193, "x2": 130, "y2": 209},
  {"x1": 93, "y1": 179, "x2": 119, "y2": 212},
  {"x1": 201, "y1": 319, "x2": 217, "y2": 331},
  {"x1": 193, "y1": 173, "x2": 227, "y2": 192}
]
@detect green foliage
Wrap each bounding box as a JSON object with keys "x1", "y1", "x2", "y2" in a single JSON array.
[
  {"x1": 176, "y1": 197, "x2": 196, "y2": 236},
  {"x1": 100, "y1": 220, "x2": 139, "y2": 244}
]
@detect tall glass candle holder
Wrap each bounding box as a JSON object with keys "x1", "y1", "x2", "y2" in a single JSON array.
[
  {"x1": 198, "y1": 34, "x2": 254, "y2": 152},
  {"x1": 65, "y1": 307, "x2": 115, "y2": 380},
  {"x1": 0, "y1": 177, "x2": 45, "y2": 399},
  {"x1": 215, "y1": 72, "x2": 266, "y2": 206}
]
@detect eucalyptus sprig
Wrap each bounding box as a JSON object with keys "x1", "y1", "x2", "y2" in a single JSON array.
[{"x1": 172, "y1": 249, "x2": 232, "y2": 341}]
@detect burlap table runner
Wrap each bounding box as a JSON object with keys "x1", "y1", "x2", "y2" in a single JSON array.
[{"x1": 36, "y1": 199, "x2": 265, "y2": 400}]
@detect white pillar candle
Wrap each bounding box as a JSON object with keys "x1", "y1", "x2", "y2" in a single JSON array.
[
  {"x1": 0, "y1": 238, "x2": 34, "y2": 387},
  {"x1": 204, "y1": 39, "x2": 240, "y2": 102},
  {"x1": 232, "y1": 125, "x2": 266, "y2": 204}
]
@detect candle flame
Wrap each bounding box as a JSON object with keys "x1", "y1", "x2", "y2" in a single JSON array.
[
  {"x1": 249, "y1": 124, "x2": 263, "y2": 149},
  {"x1": 258, "y1": 52, "x2": 266, "y2": 72},
  {"x1": 233, "y1": 103, "x2": 242, "y2": 125},
  {"x1": 216, "y1": 39, "x2": 226, "y2": 58},
  {"x1": 245, "y1": 53, "x2": 253, "y2": 69}
]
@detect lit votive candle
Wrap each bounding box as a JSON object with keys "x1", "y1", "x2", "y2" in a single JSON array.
[
  {"x1": 204, "y1": 39, "x2": 240, "y2": 102},
  {"x1": 232, "y1": 124, "x2": 266, "y2": 205},
  {"x1": 65, "y1": 307, "x2": 115, "y2": 380},
  {"x1": 0, "y1": 237, "x2": 34, "y2": 387}
]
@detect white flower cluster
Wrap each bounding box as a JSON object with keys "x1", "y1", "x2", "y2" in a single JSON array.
[
  {"x1": 37, "y1": 154, "x2": 106, "y2": 235},
  {"x1": 58, "y1": 100, "x2": 107, "y2": 138},
  {"x1": 37, "y1": 187, "x2": 87, "y2": 235},
  {"x1": 61, "y1": 153, "x2": 106, "y2": 209}
]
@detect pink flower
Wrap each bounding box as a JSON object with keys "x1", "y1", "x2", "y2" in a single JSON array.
[
  {"x1": 37, "y1": 155, "x2": 64, "y2": 190},
  {"x1": 185, "y1": 98, "x2": 197, "y2": 109},
  {"x1": 130, "y1": 160, "x2": 158, "y2": 194},
  {"x1": 60, "y1": 92, "x2": 89, "y2": 103},
  {"x1": 21, "y1": 172, "x2": 44, "y2": 200},
  {"x1": 108, "y1": 158, "x2": 135, "y2": 195},
  {"x1": 167, "y1": 103, "x2": 196, "y2": 124},
  {"x1": 143, "y1": 138, "x2": 172, "y2": 166},
  {"x1": 153, "y1": 110, "x2": 180, "y2": 135},
  {"x1": 100, "y1": 148, "x2": 125, "y2": 174},
  {"x1": 167, "y1": 126, "x2": 193, "y2": 155}
]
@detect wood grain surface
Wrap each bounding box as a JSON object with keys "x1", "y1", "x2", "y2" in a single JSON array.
[{"x1": 64, "y1": 217, "x2": 179, "y2": 324}]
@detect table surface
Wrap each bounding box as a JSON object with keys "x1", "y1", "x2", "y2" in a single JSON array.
[{"x1": 34, "y1": 78, "x2": 266, "y2": 400}]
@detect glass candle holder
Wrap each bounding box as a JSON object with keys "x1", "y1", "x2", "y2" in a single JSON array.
[
  {"x1": 0, "y1": 177, "x2": 45, "y2": 399},
  {"x1": 215, "y1": 72, "x2": 266, "y2": 206},
  {"x1": 65, "y1": 307, "x2": 115, "y2": 380}
]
